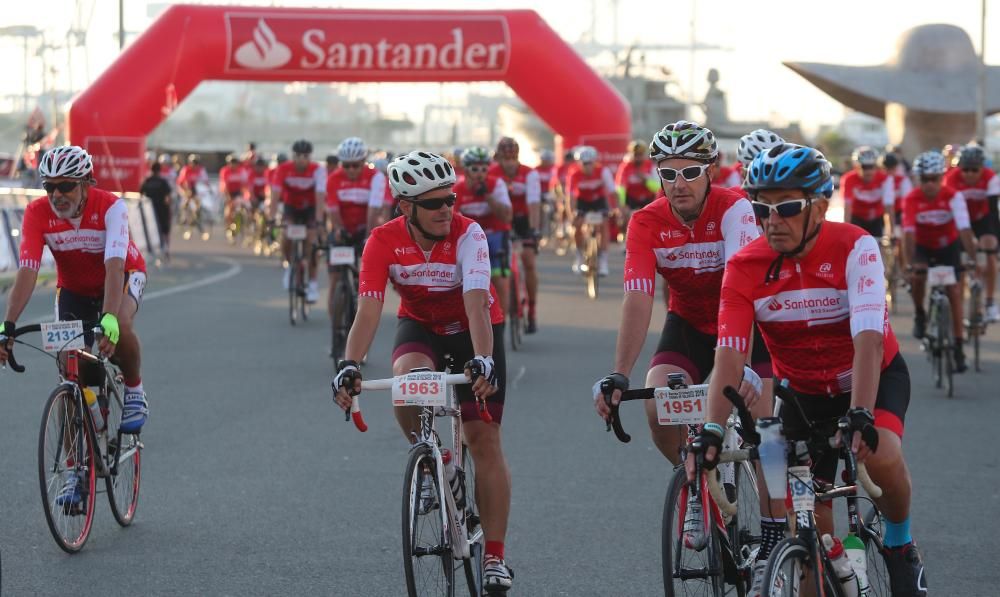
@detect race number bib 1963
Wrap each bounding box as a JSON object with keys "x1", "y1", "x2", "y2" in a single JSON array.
[
  {"x1": 654, "y1": 384, "x2": 708, "y2": 426},
  {"x1": 392, "y1": 371, "x2": 447, "y2": 408},
  {"x1": 41, "y1": 320, "x2": 85, "y2": 352}
]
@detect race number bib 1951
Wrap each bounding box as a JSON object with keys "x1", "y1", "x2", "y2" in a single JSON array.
[
  {"x1": 392, "y1": 371, "x2": 447, "y2": 407},
  {"x1": 328, "y1": 246, "x2": 355, "y2": 266},
  {"x1": 654, "y1": 384, "x2": 708, "y2": 425},
  {"x1": 41, "y1": 320, "x2": 85, "y2": 352},
  {"x1": 788, "y1": 465, "x2": 814, "y2": 512}
]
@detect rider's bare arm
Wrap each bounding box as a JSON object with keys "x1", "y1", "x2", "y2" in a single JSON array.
[
  {"x1": 344, "y1": 296, "x2": 384, "y2": 364},
  {"x1": 101, "y1": 258, "x2": 126, "y2": 318},
  {"x1": 613, "y1": 292, "x2": 654, "y2": 377},
  {"x1": 526, "y1": 170, "x2": 541, "y2": 230},
  {"x1": 488, "y1": 178, "x2": 512, "y2": 224},
  {"x1": 464, "y1": 290, "x2": 494, "y2": 357}
]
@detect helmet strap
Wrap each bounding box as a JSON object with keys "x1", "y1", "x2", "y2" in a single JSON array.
[
  {"x1": 406, "y1": 202, "x2": 447, "y2": 243},
  {"x1": 765, "y1": 198, "x2": 822, "y2": 283}
]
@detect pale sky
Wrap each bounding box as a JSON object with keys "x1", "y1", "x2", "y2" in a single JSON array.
[{"x1": 2, "y1": 0, "x2": 998, "y2": 135}]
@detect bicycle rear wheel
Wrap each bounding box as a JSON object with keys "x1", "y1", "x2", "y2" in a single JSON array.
[
  {"x1": 460, "y1": 445, "x2": 483, "y2": 596},
  {"x1": 38, "y1": 386, "x2": 96, "y2": 553},
  {"x1": 104, "y1": 377, "x2": 142, "y2": 527},
  {"x1": 661, "y1": 467, "x2": 728, "y2": 596},
  {"x1": 403, "y1": 444, "x2": 455, "y2": 596}
]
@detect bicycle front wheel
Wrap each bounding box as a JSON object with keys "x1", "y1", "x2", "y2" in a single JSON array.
[
  {"x1": 661, "y1": 467, "x2": 728, "y2": 596},
  {"x1": 402, "y1": 444, "x2": 455, "y2": 596},
  {"x1": 330, "y1": 276, "x2": 353, "y2": 362},
  {"x1": 730, "y1": 460, "x2": 761, "y2": 569},
  {"x1": 460, "y1": 445, "x2": 483, "y2": 596},
  {"x1": 862, "y1": 509, "x2": 892, "y2": 596},
  {"x1": 761, "y1": 537, "x2": 833, "y2": 597},
  {"x1": 104, "y1": 378, "x2": 142, "y2": 527},
  {"x1": 38, "y1": 386, "x2": 97, "y2": 553}
]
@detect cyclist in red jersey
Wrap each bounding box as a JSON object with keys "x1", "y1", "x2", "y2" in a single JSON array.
[
  {"x1": 268, "y1": 140, "x2": 326, "y2": 303},
  {"x1": 903, "y1": 151, "x2": 980, "y2": 371},
  {"x1": 695, "y1": 143, "x2": 927, "y2": 596},
  {"x1": 615, "y1": 139, "x2": 657, "y2": 237},
  {"x1": 332, "y1": 150, "x2": 514, "y2": 592},
  {"x1": 490, "y1": 137, "x2": 542, "y2": 332},
  {"x1": 883, "y1": 151, "x2": 914, "y2": 275},
  {"x1": 944, "y1": 144, "x2": 1000, "y2": 322},
  {"x1": 324, "y1": 137, "x2": 386, "y2": 325},
  {"x1": 454, "y1": 147, "x2": 513, "y2": 313},
  {"x1": 841, "y1": 146, "x2": 896, "y2": 238},
  {"x1": 176, "y1": 153, "x2": 208, "y2": 220},
  {"x1": 219, "y1": 154, "x2": 249, "y2": 230},
  {"x1": 567, "y1": 146, "x2": 616, "y2": 275},
  {"x1": 1, "y1": 146, "x2": 149, "y2": 504},
  {"x1": 248, "y1": 157, "x2": 269, "y2": 213},
  {"x1": 711, "y1": 150, "x2": 742, "y2": 188}
]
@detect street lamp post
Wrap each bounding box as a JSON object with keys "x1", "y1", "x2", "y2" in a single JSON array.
[{"x1": 976, "y1": 0, "x2": 987, "y2": 142}]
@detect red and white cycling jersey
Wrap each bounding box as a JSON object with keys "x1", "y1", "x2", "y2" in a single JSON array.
[
  {"x1": 890, "y1": 173, "x2": 913, "y2": 215},
  {"x1": 219, "y1": 165, "x2": 248, "y2": 196},
  {"x1": 270, "y1": 161, "x2": 326, "y2": 210},
  {"x1": 713, "y1": 164, "x2": 742, "y2": 188},
  {"x1": 901, "y1": 186, "x2": 970, "y2": 249},
  {"x1": 535, "y1": 165, "x2": 557, "y2": 197},
  {"x1": 325, "y1": 165, "x2": 386, "y2": 233},
  {"x1": 567, "y1": 164, "x2": 615, "y2": 203},
  {"x1": 453, "y1": 175, "x2": 511, "y2": 233},
  {"x1": 358, "y1": 214, "x2": 504, "y2": 335},
  {"x1": 488, "y1": 163, "x2": 539, "y2": 217},
  {"x1": 623, "y1": 188, "x2": 759, "y2": 335},
  {"x1": 176, "y1": 165, "x2": 207, "y2": 191},
  {"x1": 840, "y1": 170, "x2": 895, "y2": 221},
  {"x1": 943, "y1": 166, "x2": 1000, "y2": 222},
  {"x1": 718, "y1": 222, "x2": 899, "y2": 395},
  {"x1": 248, "y1": 168, "x2": 269, "y2": 198},
  {"x1": 19, "y1": 188, "x2": 146, "y2": 298},
  {"x1": 615, "y1": 159, "x2": 656, "y2": 202}
]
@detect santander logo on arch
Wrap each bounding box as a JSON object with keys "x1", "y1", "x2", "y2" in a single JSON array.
[{"x1": 225, "y1": 12, "x2": 510, "y2": 75}]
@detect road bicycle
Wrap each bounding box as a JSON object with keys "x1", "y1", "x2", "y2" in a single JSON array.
[
  {"x1": 749, "y1": 384, "x2": 891, "y2": 596},
  {"x1": 921, "y1": 265, "x2": 956, "y2": 397},
  {"x1": 226, "y1": 196, "x2": 254, "y2": 247},
  {"x1": 579, "y1": 210, "x2": 605, "y2": 300},
  {"x1": 880, "y1": 236, "x2": 904, "y2": 315},
  {"x1": 328, "y1": 232, "x2": 364, "y2": 363},
  {"x1": 283, "y1": 223, "x2": 316, "y2": 326},
  {"x1": 343, "y1": 364, "x2": 493, "y2": 596},
  {"x1": 3, "y1": 320, "x2": 142, "y2": 553},
  {"x1": 602, "y1": 373, "x2": 760, "y2": 595}
]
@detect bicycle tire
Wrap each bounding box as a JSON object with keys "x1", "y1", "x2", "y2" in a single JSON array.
[
  {"x1": 104, "y1": 374, "x2": 142, "y2": 527},
  {"x1": 661, "y1": 467, "x2": 728, "y2": 596},
  {"x1": 730, "y1": 460, "x2": 761, "y2": 572},
  {"x1": 761, "y1": 537, "x2": 834, "y2": 596},
  {"x1": 861, "y1": 509, "x2": 892, "y2": 596},
  {"x1": 330, "y1": 275, "x2": 353, "y2": 362},
  {"x1": 38, "y1": 386, "x2": 96, "y2": 553},
  {"x1": 402, "y1": 444, "x2": 455, "y2": 596},
  {"x1": 968, "y1": 283, "x2": 982, "y2": 372},
  {"x1": 508, "y1": 274, "x2": 521, "y2": 352},
  {"x1": 460, "y1": 445, "x2": 484, "y2": 596},
  {"x1": 939, "y1": 296, "x2": 954, "y2": 397}
]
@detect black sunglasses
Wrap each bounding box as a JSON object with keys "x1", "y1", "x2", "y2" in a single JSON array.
[
  {"x1": 43, "y1": 181, "x2": 81, "y2": 194},
  {"x1": 962, "y1": 167, "x2": 981, "y2": 174},
  {"x1": 405, "y1": 193, "x2": 456, "y2": 210},
  {"x1": 466, "y1": 165, "x2": 489, "y2": 173},
  {"x1": 920, "y1": 175, "x2": 942, "y2": 184},
  {"x1": 658, "y1": 164, "x2": 710, "y2": 183},
  {"x1": 751, "y1": 199, "x2": 808, "y2": 220},
  {"x1": 860, "y1": 165, "x2": 876, "y2": 171},
  {"x1": 342, "y1": 162, "x2": 364, "y2": 170}
]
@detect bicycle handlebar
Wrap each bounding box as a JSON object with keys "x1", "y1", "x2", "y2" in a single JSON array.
[
  {"x1": 344, "y1": 373, "x2": 470, "y2": 432},
  {"x1": 601, "y1": 386, "x2": 654, "y2": 443},
  {"x1": 2, "y1": 321, "x2": 105, "y2": 375}
]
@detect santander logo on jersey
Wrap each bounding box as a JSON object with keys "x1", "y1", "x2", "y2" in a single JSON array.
[
  {"x1": 756, "y1": 289, "x2": 849, "y2": 323},
  {"x1": 225, "y1": 13, "x2": 510, "y2": 75}
]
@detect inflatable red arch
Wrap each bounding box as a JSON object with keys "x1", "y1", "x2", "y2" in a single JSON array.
[{"x1": 66, "y1": 5, "x2": 631, "y2": 191}]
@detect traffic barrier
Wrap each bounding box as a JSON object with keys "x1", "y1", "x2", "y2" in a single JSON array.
[{"x1": 0, "y1": 187, "x2": 159, "y2": 276}]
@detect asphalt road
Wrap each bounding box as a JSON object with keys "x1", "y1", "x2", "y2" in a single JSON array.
[{"x1": 1, "y1": 232, "x2": 997, "y2": 596}]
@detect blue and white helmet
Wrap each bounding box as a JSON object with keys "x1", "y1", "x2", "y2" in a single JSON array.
[
  {"x1": 744, "y1": 143, "x2": 833, "y2": 198},
  {"x1": 912, "y1": 151, "x2": 947, "y2": 177}
]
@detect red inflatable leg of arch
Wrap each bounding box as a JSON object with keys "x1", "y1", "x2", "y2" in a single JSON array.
[{"x1": 66, "y1": 5, "x2": 630, "y2": 191}]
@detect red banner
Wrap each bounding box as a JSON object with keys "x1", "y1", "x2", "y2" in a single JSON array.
[
  {"x1": 224, "y1": 13, "x2": 510, "y2": 76},
  {"x1": 84, "y1": 137, "x2": 146, "y2": 193}
]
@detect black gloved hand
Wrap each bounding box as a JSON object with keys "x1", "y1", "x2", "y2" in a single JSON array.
[
  {"x1": 840, "y1": 407, "x2": 879, "y2": 453},
  {"x1": 690, "y1": 427, "x2": 724, "y2": 470}
]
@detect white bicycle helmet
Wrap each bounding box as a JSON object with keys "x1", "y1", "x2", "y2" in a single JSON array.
[
  {"x1": 539, "y1": 149, "x2": 555, "y2": 163},
  {"x1": 737, "y1": 129, "x2": 785, "y2": 167},
  {"x1": 649, "y1": 120, "x2": 718, "y2": 163},
  {"x1": 851, "y1": 146, "x2": 879, "y2": 167},
  {"x1": 39, "y1": 145, "x2": 94, "y2": 180},
  {"x1": 574, "y1": 146, "x2": 599, "y2": 163},
  {"x1": 912, "y1": 151, "x2": 946, "y2": 177},
  {"x1": 387, "y1": 151, "x2": 456, "y2": 198},
  {"x1": 337, "y1": 137, "x2": 368, "y2": 162}
]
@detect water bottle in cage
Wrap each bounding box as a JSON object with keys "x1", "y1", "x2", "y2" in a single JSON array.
[{"x1": 441, "y1": 448, "x2": 466, "y2": 510}]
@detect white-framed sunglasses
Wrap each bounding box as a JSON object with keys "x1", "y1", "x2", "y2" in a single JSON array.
[
  {"x1": 751, "y1": 199, "x2": 809, "y2": 220},
  {"x1": 657, "y1": 163, "x2": 711, "y2": 183}
]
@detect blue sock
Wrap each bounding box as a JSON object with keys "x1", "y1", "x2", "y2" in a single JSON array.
[{"x1": 884, "y1": 517, "x2": 912, "y2": 548}]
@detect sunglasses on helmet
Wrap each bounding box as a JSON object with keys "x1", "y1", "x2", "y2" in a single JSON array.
[
  {"x1": 403, "y1": 193, "x2": 456, "y2": 210},
  {"x1": 658, "y1": 163, "x2": 710, "y2": 183},
  {"x1": 751, "y1": 199, "x2": 809, "y2": 220},
  {"x1": 43, "y1": 181, "x2": 81, "y2": 194}
]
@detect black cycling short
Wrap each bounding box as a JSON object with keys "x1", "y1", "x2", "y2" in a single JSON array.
[
  {"x1": 283, "y1": 204, "x2": 316, "y2": 225},
  {"x1": 511, "y1": 215, "x2": 537, "y2": 252},
  {"x1": 971, "y1": 215, "x2": 999, "y2": 239},
  {"x1": 914, "y1": 240, "x2": 964, "y2": 273},
  {"x1": 392, "y1": 318, "x2": 507, "y2": 424},
  {"x1": 780, "y1": 352, "x2": 910, "y2": 483},
  {"x1": 850, "y1": 216, "x2": 884, "y2": 238},
  {"x1": 575, "y1": 197, "x2": 609, "y2": 217},
  {"x1": 650, "y1": 312, "x2": 771, "y2": 384},
  {"x1": 625, "y1": 195, "x2": 654, "y2": 211}
]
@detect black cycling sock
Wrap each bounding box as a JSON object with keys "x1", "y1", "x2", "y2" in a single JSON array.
[{"x1": 756, "y1": 517, "x2": 787, "y2": 562}]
